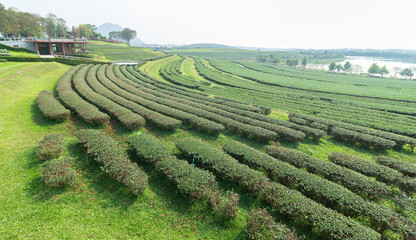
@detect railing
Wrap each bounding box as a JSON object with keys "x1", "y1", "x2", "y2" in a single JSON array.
[{"x1": 25, "y1": 37, "x2": 88, "y2": 42}]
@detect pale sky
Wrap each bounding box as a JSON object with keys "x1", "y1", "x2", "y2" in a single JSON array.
[{"x1": 2, "y1": 0, "x2": 415, "y2": 49}]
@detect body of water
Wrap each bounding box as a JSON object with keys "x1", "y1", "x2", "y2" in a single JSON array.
[{"x1": 308, "y1": 56, "x2": 416, "y2": 78}]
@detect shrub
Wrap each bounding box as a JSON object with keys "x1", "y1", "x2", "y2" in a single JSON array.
[
  {"x1": 128, "y1": 133, "x2": 239, "y2": 219},
  {"x1": 36, "y1": 133, "x2": 65, "y2": 161},
  {"x1": 76, "y1": 129, "x2": 148, "y2": 195},
  {"x1": 331, "y1": 126, "x2": 396, "y2": 150},
  {"x1": 246, "y1": 208, "x2": 299, "y2": 240},
  {"x1": 72, "y1": 64, "x2": 145, "y2": 130},
  {"x1": 264, "y1": 145, "x2": 392, "y2": 199},
  {"x1": 0, "y1": 59, "x2": 7, "y2": 62},
  {"x1": 37, "y1": 91, "x2": 70, "y2": 121},
  {"x1": 290, "y1": 112, "x2": 416, "y2": 150},
  {"x1": 176, "y1": 137, "x2": 380, "y2": 240},
  {"x1": 120, "y1": 66, "x2": 277, "y2": 141},
  {"x1": 329, "y1": 152, "x2": 416, "y2": 194},
  {"x1": 223, "y1": 140, "x2": 414, "y2": 236},
  {"x1": 377, "y1": 156, "x2": 416, "y2": 177},
  {"x1": 41, "y1": 157, "x2": 76, "y2": 187},
  {"x1": 55, "y1": 65, "x2": 110, "y2": 125}
]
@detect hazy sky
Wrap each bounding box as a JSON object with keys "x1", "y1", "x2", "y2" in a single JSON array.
[{"x1": 2, "y1": 0, "x2": 415, "y2": 49}]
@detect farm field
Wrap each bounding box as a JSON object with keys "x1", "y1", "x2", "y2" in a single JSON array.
[
  {"x1": 87, "y1": 41, "x2": 165, "y2": 61},
  {"x1": 1, "y1": 56, "x2": 416, "y2": 239},
  {"x1": 162, "y1": 55, "x2": 416, "y2": 138}
]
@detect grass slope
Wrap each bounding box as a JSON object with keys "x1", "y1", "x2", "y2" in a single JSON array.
[
  {"x1": 0, "y1": 62, "x2": 253, "y2": 239},
  {"x1": 1, "y1": 61, "x2": 414, "y2": 239}
]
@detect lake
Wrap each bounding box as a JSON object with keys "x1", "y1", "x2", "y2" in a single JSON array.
[{"x1": 308, "y1": 56, "x2": 416, "y2": 78}]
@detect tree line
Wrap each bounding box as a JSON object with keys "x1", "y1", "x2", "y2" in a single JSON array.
[{"x1": 0, "y1": 3, "x2": 137, "y2": 44}]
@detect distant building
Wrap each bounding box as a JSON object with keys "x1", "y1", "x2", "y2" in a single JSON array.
[{"x1": 0, "y1": 36, "x2": 88, "y2": 56}]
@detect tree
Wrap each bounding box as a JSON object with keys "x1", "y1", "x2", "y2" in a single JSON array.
[
  {"x1": 368, "y1": 63, "x2": 380, "y2": 75},
  {"x1": 392, "y1": 67, "x2": 402, "y2": 78},
  {"x1": 329, "y1": 62, "x2": 336, "y2": 72},
  {"x1": 120, "y1": 28, "x2": 137, "y2": 44},
  {"x1": 379, "y1": 65, "x2": 389, "y2": 77},
  {"x1": 109, "y1": 31, "x2": 121, "y2": 40},
  {"x1": 343, "y1": 61, "x2": 352, "y2": 72},
  {"x1": 301, "y1": 57, "x2": 307, "y2": 67},
  {"x1": 352, "y1": 64, "x2": 363, "y2": 74},
  {"x1": 335, "y1": 64, "x2": 343, "y2": 72},
  {"x1": 400, "y1": 68, "x2": 414, "y2": 79}
]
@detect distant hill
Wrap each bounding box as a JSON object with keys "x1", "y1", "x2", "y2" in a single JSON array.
[
  {"x1": 176, "y1": 43, "x2": 234, "y2": 49},
  {"x1": 130, "y1": 37, "x2": 145, "y2": 47},
  {"x1": 96, "y1": 22, "x2": 145, "y2": 46},
  {"x1": 96, "y1": 23, "x2": 123, "y2": 38}
]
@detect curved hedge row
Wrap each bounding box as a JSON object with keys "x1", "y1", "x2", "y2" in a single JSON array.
[
  {"x1": 107, "y1": 65, "x2": 224, "y2": 135},
  {"x1": 115, "y1": 66, "x2": 275, "y2": 141},
  {"x1": 123, "y1": 66, "x2": 315, "y2": 142},
  {"x1": 176, "y1": 137, "x2": 380, "y2": 240},
  {"x1": 246, "y1": 208, "x2": 299, "y2": 240},
  {"x1": 37, "y1": 91, "x2": 70, "y2": 121},
  {"x1": 88, "y1": 64, "x2": 181, "y2": 130},
  {"x1": 331, "y1": 126, "x2": 396, "y2": 150},
  {"x1": 129, "y1": 66, "x2": 262, "y2": 113},
  {"x1": 128, "y1": 133, "x2": 239, "y2": 219},
  {"x1": 76, "y1": 129, "x2": 148, "y2": 195},
  {"x1": 73, "y1": 65, "x2": 145, "y2": 130},
  {"x1": 223, "y1": 140, "x2": 415, "y2": 237},
  {"x1": 160, "y1": 58, "x2": 202, "y2": 89},
  {"x1": 264, "y1": 145, "x2": 392, "y2": 199},
  {"x1": 377, "y1": 156, "x2": 416, "y2": 177},
  {"x1": 55, "y1": 65, "x2": 110, "y2": 125},
  {"x1": 329, "y1": 152, "x2": 416, "y2": 194},
  {"x1": 290, "y1": 112, "x2": 416, "y2": 151}
]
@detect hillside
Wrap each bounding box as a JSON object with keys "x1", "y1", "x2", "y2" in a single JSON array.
[{"x1": 1, "y1": 55, "x2": 415, "y2": 239}]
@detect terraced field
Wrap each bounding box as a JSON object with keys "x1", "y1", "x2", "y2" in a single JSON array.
[
  {"x1": 2, "y1": 58, "x2": 416, "y2": 239},
  {"x1": 164, "y1": 56, "x2": 416, "y2": 138}
]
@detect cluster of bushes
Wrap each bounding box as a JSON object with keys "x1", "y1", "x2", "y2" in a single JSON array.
[
  {"x1": 72, "y1": 64, "x2": 145, "y2": 130},
  {"x1": 76, "y1": 129, "x2": 148, "y2": 195},
  {"x1": 118, "y1": 66, "x2": 275, "y2": 141},
  {"x1": 377, "y1": 156, "x2": 416, "y2": 177},
  {"x1": 126, "y1": 65, "x2": 321, "y2": 142},
  {"x1": 126, "y1": 65, "x2": 262, "y2": 113},
  {"x1": 37, "y1": 134, "x2": 76, "y2": 187},
  {"x1": 329, "y1": 152, "x2": 416, "y2": 194},
  {"x1": 176, "y1": 137, "x2": 380, "y2": 240},
  {"x1": 108, "y1": 65, "x2": 224, "y2": 134},
  {"x1": 55, "y1": 65, "x2": 110, "y2": 125},
  {"x1": 331, "y1": 126, "x2": 396, "y2": 150},
  {"x1": 96, "y1": 65, "x2": 183, "y2": 130},
  {"x1": 246, "y1": 208, "x2": 300, "y2": 240},
  {"x1": 36, "y1": 91, "x2": 70, "y2": 121},
  {"x1": 223, "y1": 140, "x2": 416, "y2": 237},
  {"x1": 264, "y1": 145, "x2": 392, "y2": 199},
  {"x1": 36, "y1": 133, "x2": 65, "y2": 161},
  {"x1": 290, "y1": 112, "x2": 416, "y2": 151},
  {"x1": 41, "y1": 157, "x2": 76, "y2": 187},
  {"x1": 128, "y1": 133, "x2": 239, "y2": 219}
]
